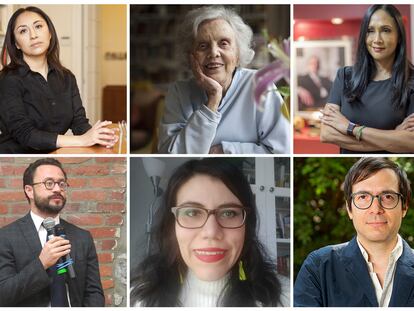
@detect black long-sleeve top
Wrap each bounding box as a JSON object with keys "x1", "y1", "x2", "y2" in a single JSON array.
[{"x1": 0, "y1": 63, "x2": 92, "y2": 153}]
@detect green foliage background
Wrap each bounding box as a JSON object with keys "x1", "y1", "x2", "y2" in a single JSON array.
[{"x1": 294, "y1": 157, "x2": 414, "y2": 280}]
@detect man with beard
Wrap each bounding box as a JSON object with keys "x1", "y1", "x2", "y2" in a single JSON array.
[
  {"x1": 0, "y1": 158, "x2": 104, "y2": 307},
  {"x1": 294, "y1": 157, "x2": 414, "y2": 307}
]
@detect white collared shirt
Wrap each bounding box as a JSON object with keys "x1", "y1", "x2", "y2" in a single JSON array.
[
  {"x1": 30, "y1": 211, "x2": 60, "y2": 247},
  {"x1": 357, "y1": 235, "x2": 403, "y2": 307},
  {"x1": 30, "y1": 211, "x2": 70, "y2": 307}
]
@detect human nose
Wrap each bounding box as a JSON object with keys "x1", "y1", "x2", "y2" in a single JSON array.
[
  {"x1": 208, "y1": 43, "x2": 220, "y2": 58},
  {"x1": 370, "y1": 195, "x2": 384, "y2": 213},
  {"x1": 29, "y1": 27, "x2": 38, "y2": 39},
  {"x1": 200, "y1": 212, "x2": 223, "y2": 239},
  {"x1": 373, "y1": 31, "x2": 383, "y2": 44}
]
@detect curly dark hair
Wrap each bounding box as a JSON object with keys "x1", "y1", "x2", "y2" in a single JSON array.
[{"x1": 130, "y1": 158, "x2": 282, "y2": 306}]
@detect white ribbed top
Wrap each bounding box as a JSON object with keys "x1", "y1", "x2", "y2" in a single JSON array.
[{"x1": 178, "y1": 270, "x2": 229, "y2": 307}]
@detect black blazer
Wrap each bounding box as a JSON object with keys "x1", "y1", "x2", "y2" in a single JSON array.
[
  {"x1": 294, "y1": 236, "x2": 414, "y2": 307},
  {"x1": 0, "y1": 213, "x2": 104, "y2": 307}
]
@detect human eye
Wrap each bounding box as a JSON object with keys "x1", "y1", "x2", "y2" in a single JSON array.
[
  {"x1": 197, "y1": 42, "x2": 208, "y2": 50},
  {"x1": 218, "y1": 208, "x2": 240, "y2": 219},
  {"x1": 59, "y1": 181, "x2": 68, "y2": 189},
  {"x1": 35, "y1": 24, "x2": 43, "y2": 29},
  {"x1": 355, "y1": 192, "x2": 370, "y2": 201},
  {"x1": 181, "y1": 207, "x2": 203, "y2": 218},
  {"x1": 382, "y1": 26, "x2": 392, "y2": 33},
  {"x1": 18, "y1": 28, "x2": 28, "y2": 35},
  {"x1": 220, "y1": 39, "x2": 230, "y2": 47},
  {"x1": 367, "y1": 27, "x2": 374, "y2": 34},
  {"x1": 44, "y1": 179, "x2": 55, "y2": 189},
  {"x1": 382, "y1": 192, "x2": 397, "y2": 202}
]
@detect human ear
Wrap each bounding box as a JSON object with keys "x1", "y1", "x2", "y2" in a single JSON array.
[
  {"x1": 24, "y1": 185, "x2": 34, "y2": 201},
  {"x1": 346, "y1": 202, "x2": 353, "y2": 220}
]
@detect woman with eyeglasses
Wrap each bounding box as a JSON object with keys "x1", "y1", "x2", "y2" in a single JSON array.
[
  {"x1": 320, "y1": 5, "x2": 414, "y2": 153},
  {"x1": 130, "y1": 158, "x2": 289, "y2": 307},
  {"x1": 0, "y1": 6, "x2": 118, "y2": 153}
]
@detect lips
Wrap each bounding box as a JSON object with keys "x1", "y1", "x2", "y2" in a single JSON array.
[
  {"x1": 194, "y1": 248, "x2": 227, "y2": 263},
  {"x1": 204, "y1": 62, "x2": 224, "y2": 70},
  {"x1": 50, "y1": 195, "x2": 64, "y2": 201},
  {"x1": 30, "y1": 42, "x2": 43, "y2": 48},
  {"x1": 371, "y1": 47, "x2": 385, "y2": 53},
  {"x1": 366, "y1": 220, "x2": 387, "y2": 228}
]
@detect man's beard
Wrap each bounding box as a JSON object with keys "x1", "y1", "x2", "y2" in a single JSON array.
[{"x1": 34, "y1": 192, "x2": 66, "y2": 215}]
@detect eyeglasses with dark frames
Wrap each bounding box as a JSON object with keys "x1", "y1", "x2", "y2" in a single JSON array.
[
  {"x1": 351, "y1": 191, "x2": 403, "y2": 210},
  {"x1": 31, "y1": 179, "x2": 69, "y2": 191},
  {"x1": 171, "y1": 205, "x2": 247, "y2": 229}
]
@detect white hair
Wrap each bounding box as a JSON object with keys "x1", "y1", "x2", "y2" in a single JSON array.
[{"x1": 177, "y1": 6, "x2": 255, "y2": 67}]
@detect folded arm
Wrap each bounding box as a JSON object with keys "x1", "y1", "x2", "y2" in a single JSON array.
[{"x1": 320, "y1": 103, "x2": 414, "y2": 153}]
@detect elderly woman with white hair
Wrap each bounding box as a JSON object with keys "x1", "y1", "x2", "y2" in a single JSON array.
[{"x1": 158, "y1": 6, "x2": 290, "y2": 154}]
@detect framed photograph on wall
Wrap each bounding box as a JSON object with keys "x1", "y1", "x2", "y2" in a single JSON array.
[{"x1": 294, "y1": 40, "x2": 352, "y2": 118}]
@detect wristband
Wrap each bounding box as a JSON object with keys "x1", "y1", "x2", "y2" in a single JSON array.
[
  {"x1": 355, "y1": 126, "x2": 366, "y2": 141},
  {"x1": 346, "y1": 122, "x2": 357, "y2": 136}
]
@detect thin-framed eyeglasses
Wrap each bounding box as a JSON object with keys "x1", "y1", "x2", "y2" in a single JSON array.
[
  {"x1": 171, "y1": 206, "x2": 247, "y2": 229},
  {"x1": 31, "y1": 179, "x2": 69, "y2": 191},
  {"x1": 351, "y1": 191, "x2": 403, "y2": 210}
]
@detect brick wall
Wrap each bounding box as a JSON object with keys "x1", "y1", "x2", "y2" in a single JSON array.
[{"x1": 0, "y1": 157, "x2": 127, "y2": 307}]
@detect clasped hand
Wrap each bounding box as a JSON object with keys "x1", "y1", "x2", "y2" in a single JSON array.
[{"x1": 81, "y1": 120, "x2": 119, "y2": 148}]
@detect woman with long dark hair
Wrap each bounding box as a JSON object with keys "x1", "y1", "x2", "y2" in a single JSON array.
[
  {"x1": 130, "y1": 158, "x2": 289, "y2": 306},
  {"x1": 0, "y1": 6, "x2": 117, "y2": 153},
  {"x1": 320, "y1": 4, "x2": 414, "y2": 153}
]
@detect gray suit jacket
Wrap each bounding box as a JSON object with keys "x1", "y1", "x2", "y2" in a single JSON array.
[{"x1": 0, "y1": 213, "x2": 105, "y2": 306}]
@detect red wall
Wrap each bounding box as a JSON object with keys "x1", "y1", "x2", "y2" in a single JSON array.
[{"x1": 294, "y1": 5, "x2": 412, "y2": 60}]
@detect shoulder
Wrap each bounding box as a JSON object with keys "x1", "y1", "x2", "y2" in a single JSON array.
[
  {"x1": 0, "y1": 214, "x2": 30, "y2": 239},
  {"x1": 238, "y1": 67, "x2": 256, "y2": 78},
  {"x1": 334, "y1": 66, "x2": 353, "y2": 80},
  {"x1": 0, "y1": 68, "x2": 24, "y2": 89},
  {"x1": 304, "y1": 241, "x2": 349, "y2": 266},
  {"x1": 60, "y1": 218, "x2": 93, "y2": 240}
]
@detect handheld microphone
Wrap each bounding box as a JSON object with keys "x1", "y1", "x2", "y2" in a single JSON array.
[
  {"x1": 54, "y1": 224, "x2": 76, "y2": 279},
  {"x1": 43, "y1": 217, "x2": 56, "y2": 241}
]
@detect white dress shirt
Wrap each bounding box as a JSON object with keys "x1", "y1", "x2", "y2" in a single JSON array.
[
  {"x1": 357, "y1": 235, "x2": 403, "y2": 307},
  {"x1": 30, "y1": 211, "x2": 70, "y2": 307}
]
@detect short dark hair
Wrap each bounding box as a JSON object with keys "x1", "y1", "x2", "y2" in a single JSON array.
[
  {"x1": 131, "y1": 158, "x2": 282, "y2": 306},
  {"x1": 344, "y1": 157, "x2": 411, "y2": 210},
  {"x1": 23, "y1": 158, "x2": 67, "y2": 202}
]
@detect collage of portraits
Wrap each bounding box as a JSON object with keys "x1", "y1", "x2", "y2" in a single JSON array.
[{"x1": 0, "y1": 1, "x2": 414, "y2": 310}]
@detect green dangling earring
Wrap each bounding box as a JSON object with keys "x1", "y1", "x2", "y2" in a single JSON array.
[
  {"x1": 179, "y1": 270, "x2": 184, "y2": 285},
  {"x1": 238, "y1": 260, "x2": 247, "y2": 281}
]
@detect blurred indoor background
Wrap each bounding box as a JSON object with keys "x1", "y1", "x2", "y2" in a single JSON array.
[
  {"x1": 293, "y1": 5, "x2": 411, "y2": 154},
  {"x1": 0, "y1": 4, "x2": 127, "y2": 127},
  {"x1": 130, "y1": 5, "x2": 290, "y2": 153}
]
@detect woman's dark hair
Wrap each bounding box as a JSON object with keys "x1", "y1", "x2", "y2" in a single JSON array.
[
  {"x1": 131, "y1": 158, "x2": 282, "y2": 306},
  {"x1": 1, "y1": 6, "x2": 68, "y2": 77},
  {"x1": 344, "y1": 157, "x2": 411, "y2": 210},
  {"x1": 345, "y1": 4, "x2": 414, "y2": 110}
]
